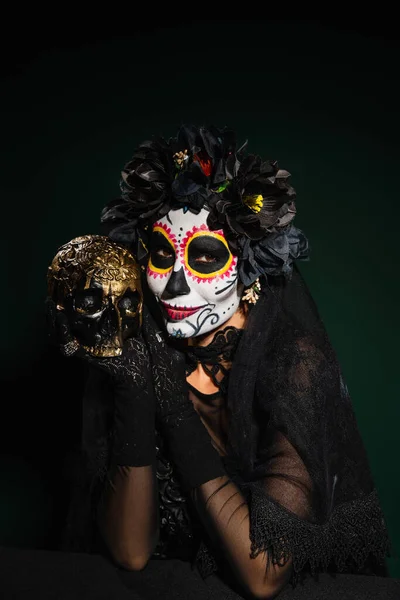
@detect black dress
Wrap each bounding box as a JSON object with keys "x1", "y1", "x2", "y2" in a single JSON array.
[
  {"x1": 2, "y1": 272, "x2": 399, "y2": 599},
  {"x1": 0, "y1": 392, "x2": 399, "y2": 598},
  {"x1": 1, "y1": 378, "x2": 399, "y2": 599}
]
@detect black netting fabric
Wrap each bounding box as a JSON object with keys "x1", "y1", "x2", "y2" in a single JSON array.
[{"x1": 224, "y1": 265, "x2": 391, "y2": 580}]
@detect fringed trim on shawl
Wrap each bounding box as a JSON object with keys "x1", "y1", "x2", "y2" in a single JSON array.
[
  {"x1": 247, "y1": 486, "x2": 391, "y2": 583},
  {"x1": 195, "y1": 487, "x2": 391, "y2": 585}
]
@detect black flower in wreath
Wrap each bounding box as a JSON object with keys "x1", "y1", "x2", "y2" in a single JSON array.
[
  {"x1": 100, "y1": 124, "x2": 309, "y2": 281},
  {"x1": 101, "y1": 125, "x2": 244, "y2": 260},
  {"x1": 237, "y1": 226, "x2": 309, "y2": 287},
  {"x1": 207, "y1": 154, "x2": 297, "y2": 248}
]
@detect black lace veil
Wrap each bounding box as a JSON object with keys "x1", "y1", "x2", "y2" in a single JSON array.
[{"x1": 224, "y1": 266, "x2": 391, "y2": 577}]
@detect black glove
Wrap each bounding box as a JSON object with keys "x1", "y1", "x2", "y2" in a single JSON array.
[
  {"x1": 141, "y1": 310, "x2": 225, "y2": 491},
  {"x1": 45, "y1": 297, "x2": 156, "y2": 467}
]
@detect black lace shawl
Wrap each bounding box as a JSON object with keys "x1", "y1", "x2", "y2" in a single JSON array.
[
  {"x1": 61, "y1": 266, "x2": 392, "y2": 584},
  {"x1": 222, "y1": 266, "x2": 391, "y2": 579}
]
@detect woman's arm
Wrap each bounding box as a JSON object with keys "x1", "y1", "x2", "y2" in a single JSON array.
[
  {"x1": 162, "y1": 385, "x2": 313, "y2": 598},
  {"x1": 78, "y1": 343, "x2": 159, "y2": 571},
  {"x1": 190, "y1": 422, "x2": 314, "y2": 598},
  {"x1": 97, "y1": 465, "x2": 159, "y2": 571},
  {"x1": 148, "y1": 329, "x2": 293, "y2": 597},
  {"x1": 47, "y1": 299, "x2": 160, "y2": 570},
  {"x1": 160, "y1": 403, "x2": 296, "y2": 599},
  {"x1": 193, "y1": 477, "x2": 292, "y2": 600},
  {"x1": 91, "y1": 369, "x2": 158, "y2": 572}
]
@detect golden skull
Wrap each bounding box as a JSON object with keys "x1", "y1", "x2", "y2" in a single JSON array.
[{"x1": 47, "y1": 235, "x2": 143, "y2": 357}]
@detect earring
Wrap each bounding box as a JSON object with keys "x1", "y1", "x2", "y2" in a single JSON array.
[{"x1": 242, "y1": 278, "x2": 261, "y2": 305}]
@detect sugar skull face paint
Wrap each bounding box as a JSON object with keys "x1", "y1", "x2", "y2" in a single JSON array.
[{"x1": 147, "y1": 208, "x2": 243, "y2": 338}]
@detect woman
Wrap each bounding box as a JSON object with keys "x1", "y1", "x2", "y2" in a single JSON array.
[{"x1": 51, "y1": 125, "x2": 395, "y2": 599}]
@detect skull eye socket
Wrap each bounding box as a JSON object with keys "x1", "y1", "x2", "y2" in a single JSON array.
[
  {"x1": 118, "y1": 290, "x2": 141, "y2": 315},
  {"x1": 74, "y1": 289, "x2": 103, "y2": 314}
]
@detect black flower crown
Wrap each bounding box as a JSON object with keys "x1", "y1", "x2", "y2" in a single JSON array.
[{"x1": 100, "y1": 124, "x2": 309, "y2": 286}]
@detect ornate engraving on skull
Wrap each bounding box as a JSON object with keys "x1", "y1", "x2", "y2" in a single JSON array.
[{"x1": 47, "y1": 235, "x2": 143, "y2": 357}]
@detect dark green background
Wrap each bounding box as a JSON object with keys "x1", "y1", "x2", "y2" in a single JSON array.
[{"x1": 1, "y1": 18, "x2": 399, "y2": 577}]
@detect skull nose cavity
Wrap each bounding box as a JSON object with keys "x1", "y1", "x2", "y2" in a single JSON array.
[{"x1": 99, "y1": 302, "x2": 119, "y2": 338}]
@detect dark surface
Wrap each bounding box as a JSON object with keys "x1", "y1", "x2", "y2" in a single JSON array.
[{"x1": 1, "y1": 546, "x2": 400, "y2": 600}]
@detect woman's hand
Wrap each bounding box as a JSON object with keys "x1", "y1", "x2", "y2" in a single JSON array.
[
  {"x1": 45, "y1": 296, "x2": 156, "y2": 467},
  {"x1": 141, "y1": 310, "x2": 225, "y2": 491}
]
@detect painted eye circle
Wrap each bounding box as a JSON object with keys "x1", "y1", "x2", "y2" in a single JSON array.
[
  {"x1": 185, "y1": 233, "x2": 233, "y2": 278},
  {"x1": 148, "y1": 229, "x2": 176, "y2": 275},
  {"x1": 149, "y1": 246, "x2": 175, "y2": 273}
]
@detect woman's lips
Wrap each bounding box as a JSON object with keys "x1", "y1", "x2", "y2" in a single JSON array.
[{"x1": 161, "y1": 302, "x2": 207, "y2": 321}]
